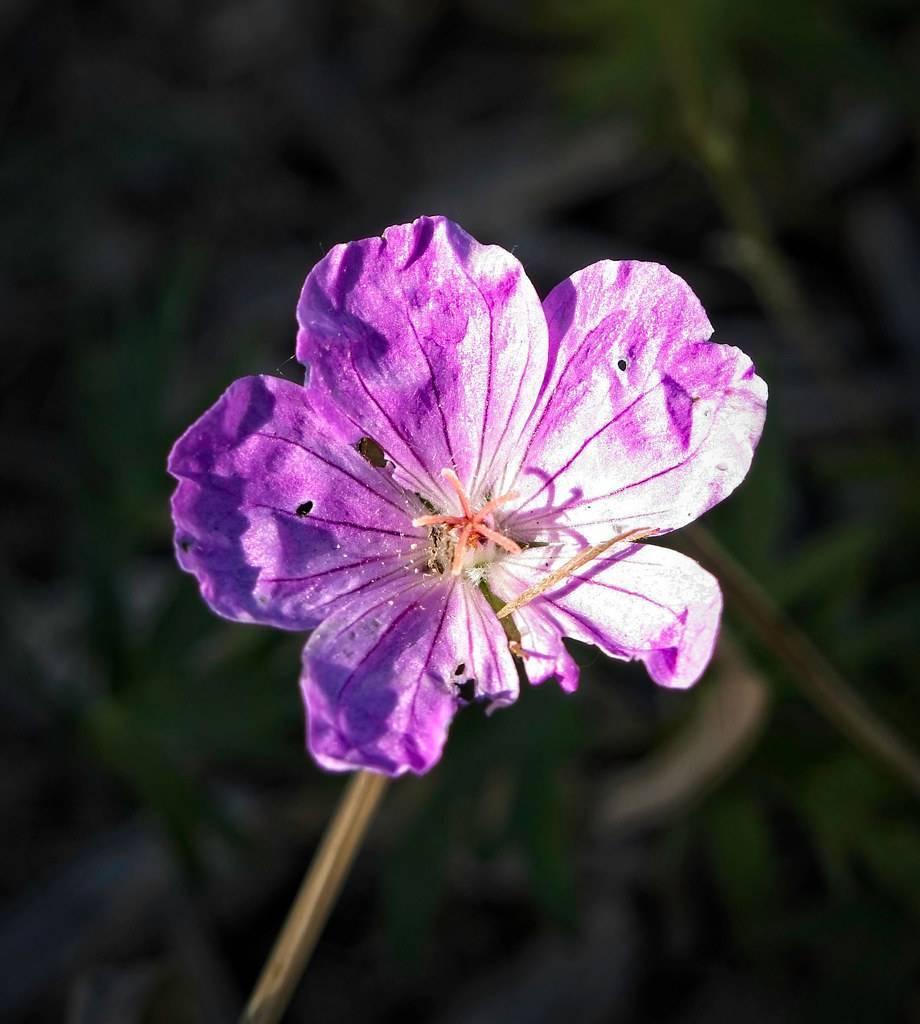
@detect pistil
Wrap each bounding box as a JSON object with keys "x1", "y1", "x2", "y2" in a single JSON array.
[{"x1": 412, "y1": 468, "x2": 522, "y2": 575}]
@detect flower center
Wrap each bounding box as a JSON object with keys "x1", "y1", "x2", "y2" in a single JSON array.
[{"x1": 411, "y1": 468, "x2": 522, "y2": 576}]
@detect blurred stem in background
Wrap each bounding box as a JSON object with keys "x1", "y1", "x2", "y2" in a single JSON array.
[
  {"x1": 651, "y1": 1, "x2": 840, "y2": 374},
  {"x1": 596, "y1": 632, "x2": 771, "y2": 830},
  {"x1": 682, "y1": 526, "x2": 920, "y2": 800}
]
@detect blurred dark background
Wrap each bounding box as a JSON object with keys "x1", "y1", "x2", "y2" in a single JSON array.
[{"x1": 4, "y1": 1, "x2": 920, "y2": 1021}]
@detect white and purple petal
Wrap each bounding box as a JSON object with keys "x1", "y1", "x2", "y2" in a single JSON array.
[
  {"x1": 510, "y1": 261, "x2": 767, "y2": 544},
  {"x1": 169, "y1": 374, "x2": 423, "y2": 630},
  {"x1": 507, "y1": 601, "x2": 580, "y2": 694},
  {"x1": 302, "y1": 575, "x2": 518, "y2": 775},
  {"x1": 492, "y1": 542, "x2": 722, "y2": 691},
  {"x1": 296, "y1": 216, "x2": 549, "y2": 507}
]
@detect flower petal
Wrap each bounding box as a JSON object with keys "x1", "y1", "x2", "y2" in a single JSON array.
[
  {"x1": 296, "y1": 216, "x2": 549, "y2": 508},
  {"x1": 510, "y1": 261, "x2": 767, "y2": 543},
  {"x1": 302, "y1": 576, "x2": 518, "y2": 775},
  {"x1": 169, "y1": 375, "x2": 423, "y2": 630},
  {"x1": 491, "y1": 542, "x2": 723, "y2": 690},
  {"x1": 508, "y1": 602, "x2": 581, "y2": 694}
]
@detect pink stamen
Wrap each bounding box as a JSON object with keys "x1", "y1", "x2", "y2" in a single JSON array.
[
  {"x1": 473, "y1": 490, "x2": 519, "y2": 522},
  {"x1": 411, "y1": 513, "x2": 466, "y2": 527},
  {"x1": 441, "y1": 468, "x2": 473, "y2": 518},
  {"x1": 416, "y1": 468, "x2": 522, "y2": 575},
  {"x1": 451, "y1": 523, "x2": 473, "y2": 576},
  {"x1": 473, "y1": 522, "x2": 522, "y2": 555}
]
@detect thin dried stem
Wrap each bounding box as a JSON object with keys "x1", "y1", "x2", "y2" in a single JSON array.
[
  {"x1": 240, "y1": 771, "x2": 389, "y2": 1024},
  {"x1": 596, "y1": 632, "x2": 771, "y2": 832},
  {"x1": 496, "y1": 527, "x2": 656, "y2": 619},
  {"x1": 680, "y1": 525, "x2": 920, "y2": 800}
]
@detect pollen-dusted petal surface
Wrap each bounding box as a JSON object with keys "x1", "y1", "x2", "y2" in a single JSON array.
[
  {"x1": 491, "y1": 542, "x2": 723, "y2": 690},
  {"x1": 169, "y1": 375, "x2": 423, "y2": 630},
  {"x1": 510, "y1": 261, "x2": 767, "y2": 544},
  {"x1": 302, "y1": 576, "x2": 518, "y2": 776},
  {"x1": 296, "y1": 216, "x2": 549, "y2": 507}
]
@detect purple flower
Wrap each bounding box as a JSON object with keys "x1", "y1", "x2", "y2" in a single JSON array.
[{"x1": 169, "y1": 216, "x2": 767, "y2": 776}]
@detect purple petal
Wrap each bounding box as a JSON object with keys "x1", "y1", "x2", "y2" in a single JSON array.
[
  {"x1": 508, "y1": 603, "x2": 581, "y2": 694},
  {"x1": 491, "y1": 542, "x2": 723, "y2": 690},
  {"x1": 302, "y1": 576, "x2": 518, "y2": 775},
  {"x1": 169, "y1": 375, "x2": 423, "y2": 630},
  {"x1": 510, "y1": 261, "x2": 767, "y2": 543},
  {"x1": 296, "y1": 216, "x2": 548, "y2": 508}
]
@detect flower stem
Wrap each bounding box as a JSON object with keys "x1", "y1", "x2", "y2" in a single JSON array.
[
  {"x1": 682, "y1": 526, "x2": 920, "y2": 799},
  {"x1": 239, "y1": 770, "x2": 389, "y2": 1024}
]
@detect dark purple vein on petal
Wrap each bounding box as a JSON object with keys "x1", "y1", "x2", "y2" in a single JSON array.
[
  {"x1": 260, "y1": 553, "x2": 403, "y2": 585},
  {"x1": 331, "y1": 403, "x2": 433, "y2": 499},
  {"x1": 333, "y1": 602, "x2": 421, "y2": 721},
  {"x1": 517, "y1": 313, "x2": 644, "y2": 471},
  {"x1": 452, "y1": 255, "x2": 495, "y2": 491},
  {"x1": 522, "y1": 384, "x2": 658, "y2": 507},
  {"x1": 322, "y1": 578, "x2": 434, "y2": 649},
  {"x1": 249, "y1": 503, "x2": 412, "y2": 537},
  {"x1": 403, "y1": 304, "x2": 458, "y2": 471},
  {"x1": 408, "y1": 586, "x2": 453, "y2": 732},
  {"x1": 347, "y1": 349, "x2": 443, "y2": 490},
  {"x1": 251, "y1": 432, "x2": 408, "y2": 516},
  {"x1": 307, "y1": 564, "x2": 415, "y2": 614}
]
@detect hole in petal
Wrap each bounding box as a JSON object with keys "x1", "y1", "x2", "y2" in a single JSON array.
[
  {"x1": 178, "y1": 537, "x2": 193, "y2": 552},
  {"x1": 454, "y1": 663, "x2": 466, "y2": 676},
  {"x1": 356, "y1": 436, "x2": 387, "y2": 467},
  {"x1": 296, "y1": 501, "x2": 314, "y2": 517},
  {"x1": 457, "y1": 678, "x2": 476, "y2": 702},
  {"x1": 617, "y1": 358, "x2": 628, "y2": 371}
]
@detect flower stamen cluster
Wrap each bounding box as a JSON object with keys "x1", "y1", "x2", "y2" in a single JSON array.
[{"x1": 411, "y1": 468, "x2": 521, "y2": 576}]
